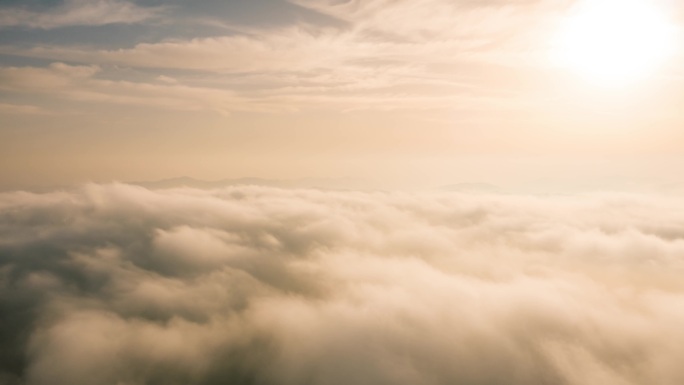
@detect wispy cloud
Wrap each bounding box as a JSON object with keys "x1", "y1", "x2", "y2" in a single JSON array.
[
  {"x1": 0, "y1": 0, "x2": 568, "y2": 114},
  {"x1": 3, "y1": 0, "x2": 557, "y2": 72},
  {"x1": 1, "y1": 0, "x2": 680, "y2": 115},
  {"x1": 9, "y1": 28, "x2": 368, "y2": 72},
  {"x1": 0, "y1": 0, "x2": 163, "y2": 29},
  {"x1": 0, "y1": 63, "x2": 287, "y2": 115},
  {"x1": 0, "y1": 60, "x2": 534, "y2": 115},
  {"x1": 0, "y1": 103, "x2": 49, "y2": 115},
  {"x1": 293, "y1": 0, "x2": 566, "y2": 40}
]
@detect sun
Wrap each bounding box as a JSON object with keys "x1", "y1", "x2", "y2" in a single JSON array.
[{"x1": 553, "y1": 0, "x2": 677, "y2": 85}]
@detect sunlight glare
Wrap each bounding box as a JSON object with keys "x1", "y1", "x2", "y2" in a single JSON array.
[{"x1": 553, "y1": 0, "x2": 677, "y2": 85}]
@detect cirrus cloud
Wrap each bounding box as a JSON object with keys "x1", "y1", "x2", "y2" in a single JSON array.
[{"x1": 0, "y1": 0, "x2": 163, "y2": 30}]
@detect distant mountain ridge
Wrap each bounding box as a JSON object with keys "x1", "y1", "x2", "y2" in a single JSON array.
[
  {"x1": 130, "y1": 177, "x2": 374, "y2": 191},
  {"x1": 438, "y1": 183, "x2": 503, "y2": 194}
]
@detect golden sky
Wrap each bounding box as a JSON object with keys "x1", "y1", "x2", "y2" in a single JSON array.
[{"x1": 1, "y1": 0, "x2": 683, "y2": 190}]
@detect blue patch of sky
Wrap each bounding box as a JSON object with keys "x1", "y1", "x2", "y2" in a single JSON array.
[
  {"x1": 0, "y1": 0, "x2": 344, "y2": 69},
  {"x1": 0, "y1": 0, "x2": 62, "y2": 9}
]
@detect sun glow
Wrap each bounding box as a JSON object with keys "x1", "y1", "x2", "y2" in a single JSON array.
[{"x1": 554, "y1": 0, "x2": 677, "y2": 85}]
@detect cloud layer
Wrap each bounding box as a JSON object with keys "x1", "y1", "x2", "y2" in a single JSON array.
[{"x1": 1, "y1": 184, "x2": 684, "y2": 385}]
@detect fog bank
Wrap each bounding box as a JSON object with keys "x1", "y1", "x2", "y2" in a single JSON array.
[{"x1": 1, "y1": 184, "x2": 684, "y2": 385}]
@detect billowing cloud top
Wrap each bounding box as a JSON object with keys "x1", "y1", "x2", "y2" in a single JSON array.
[{"x1": 1, "y1": 184, "x2": 684, "y2": 384}]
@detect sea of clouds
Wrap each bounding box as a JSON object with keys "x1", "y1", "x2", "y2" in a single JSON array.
[{"x1": 1, "y1": 183, "x2": 684, "y2": 385}]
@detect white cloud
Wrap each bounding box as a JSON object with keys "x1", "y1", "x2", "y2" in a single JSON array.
[
  {"x1": 0, "y1": 61, "x2": 528, "y2": 114},
  {"x1": 2, "y1": 184, "x2": 684, "y2": 384},
  {"x1": 1, "y1": 0, "x2": 682, "y2": 115},
  {"x1": 0, "y1": 0, "x2": 163, "y2": 29},
  {"x1": 0, "y1": 0, "x2": 568, "y2": 113},
  {"x1": 293, "y1": 0, "x2": 564, "y2": 41},
  {"x1": 5, "y1": 5, "x2": 553, "y2": 73},
  {"x1": 6, "y1": 28, "x2": 375, "y2": 73},
  {"x1": 0, "y1": 103, "x2": 48, "y2": 115},
  {"x1": 0, "y1": 63, "x2": 284, "y2": 115}
]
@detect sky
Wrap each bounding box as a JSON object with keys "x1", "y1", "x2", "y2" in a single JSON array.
[
  {"x1": 4, "y1": 2, "x2": 684, "y2": 384},
  {"x1": 1, "y1": 0, "x2": 684, "y2": 191}
]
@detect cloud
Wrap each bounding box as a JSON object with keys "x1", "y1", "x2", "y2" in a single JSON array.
[
  {"x1": 4, "y1": 28, "x2": 378, "y2": 73},
  {"x1": 0, "y1": 0, "x2": 569, "y2": 113},
  {"x1": 5, "y1": 1, "x2": 555, "y2": 72},
  {"x1": 0, "y1": 103, "x2": 48, "y2": 115},
  {"x1": 293, "y1": 0, "x2": 564, "y2": 40},
  {"x1": 2, "y1": 184, "x2": 684, "y2": 384},
  {"x1": 0, "y1": 61, "x2": 527, "y2": 114},
  {"x1": 1, "y1": 0, "x2": 682, "y2": 115},
  {"x1": 0, "y1": 0, "x2": 163, "y2": 30},
  {"x1": 0, "y1": 63, "x2": 282, "y2": 115}
]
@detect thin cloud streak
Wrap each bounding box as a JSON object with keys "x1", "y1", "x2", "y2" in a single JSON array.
[
  {"x1": 0, "y1": 63, "x2": 287, "y2": 115},
  {"x1": 0, "y1": 103, "x2": 48, "y2": 115},
  {"x1": 0, "y1": 0, "x2": 580, "y2": 114},
  {"x1": 0, "y1": 61, "x2": 530, "y2": 114},
  {"x1": 0, "y1": 0, "x2": 164, "y2": 30}
]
